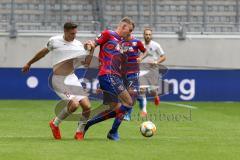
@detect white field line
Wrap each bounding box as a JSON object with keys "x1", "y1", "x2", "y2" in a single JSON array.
[{"x1": 161, "y1": 102, "x2": 198, "y2": 109}]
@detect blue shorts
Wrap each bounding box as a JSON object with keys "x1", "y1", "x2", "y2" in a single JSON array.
[
  {"x1": 98, "y1": 74, "x2": 126, "y2": 104},
  {"x1": 123, "y1": 73, "x2": 139, "y2": 99}
]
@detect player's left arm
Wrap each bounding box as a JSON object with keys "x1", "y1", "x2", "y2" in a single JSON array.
[
  {"x1": 156, "y1": 43, "x2": 166, "y2": 64},
  {"x1": 82, "y1": 46, "x2": 94, "y2": 67}
]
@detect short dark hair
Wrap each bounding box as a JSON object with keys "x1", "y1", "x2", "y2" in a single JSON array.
[
  {"x1": 63, "y1": 22, "x2": 78, "y2": 30},
  {"x1": 120, "y1": 17, "x2": 135, "y2": 29},
  {"x1": 144, "y1": 27, "x2": 152, "y2": 34}
]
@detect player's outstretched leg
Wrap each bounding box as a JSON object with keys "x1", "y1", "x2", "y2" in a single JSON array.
[
  {"x1": 84, "y1": 110, "x2": 115, "y2": 131},
  {"x1": 83, "y1": 105, "x2": 117, "y2": 134},
  {"x1": 81, "y1": 90, "x2": 121, "y2": 137}
]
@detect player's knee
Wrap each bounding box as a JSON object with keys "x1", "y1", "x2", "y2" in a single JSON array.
[
  {"x1": 79, "y1": 97, "x2": 91, "y2": 109},
  {"x1": 80, "y1": 101, "x2": 90, "y2": 109},
  {"x1": 124, "y1": 98, "x2": 134, "y2": 107},
  {"x1": 68, "y1": 99, "x2": 79, "y2": 113}
]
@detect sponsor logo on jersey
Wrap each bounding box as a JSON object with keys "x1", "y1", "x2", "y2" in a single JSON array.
[
  {"x1": 116, "y1": 44, "x2": 120, "y2": 51},
  {"x1": 128, "y1": 47, "x2": 134, "y2": 52},
  {"x1": 132, "y1": 42, "x2": 137, "y2": 46}
]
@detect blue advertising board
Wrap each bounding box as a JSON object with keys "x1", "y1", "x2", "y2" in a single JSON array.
[{"x1": 0, "y1": 68, "x2": 239, "y2": 101}]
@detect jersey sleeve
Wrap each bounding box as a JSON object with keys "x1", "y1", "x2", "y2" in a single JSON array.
[
  {"x1": 155, "y1": 43, "x2": 165, "y2": 56},
  {"x1": 137, "y1": 40, "x2": 146, "y2": 53},
  {"x1": 46, "y1": 38, "x2": 54, "y2": 51},
  {"x1": 94, "y1": 30, "x2": 110, "y2": 46}
]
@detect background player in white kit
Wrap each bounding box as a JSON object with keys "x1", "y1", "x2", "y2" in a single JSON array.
[
  {"x1": 138, "y1": 28, "x2": 166, "y2": 117},
  {"x1": 22, "y1": 22, "x2": 93, "y2": 140}
]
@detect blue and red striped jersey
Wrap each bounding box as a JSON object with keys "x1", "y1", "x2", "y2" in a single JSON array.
[
  {"x1": 121, "y1": 36, "x2": 146, "y2": 74},
  {"x1": 95, "y1": 30, "x2": 124, "y2": 76}
]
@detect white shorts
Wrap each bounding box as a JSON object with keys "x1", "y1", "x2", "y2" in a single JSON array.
[
  {"x1": 139, "y1": 64, "x2": 161, "y2": 90},
  {"x1": 51, "y1": 73, "x2": 87, "y2": 101}
]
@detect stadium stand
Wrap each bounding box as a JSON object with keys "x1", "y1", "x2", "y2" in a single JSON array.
[{"x1": 0, "y1": 0, "x2": 239, "y2": 33}]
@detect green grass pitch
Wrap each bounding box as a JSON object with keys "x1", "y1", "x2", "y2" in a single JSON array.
[{"x1": 0, "y1": 100, "x2": 239, "y2": 160}]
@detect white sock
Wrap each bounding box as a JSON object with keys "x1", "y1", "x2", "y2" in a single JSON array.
[
  {"x1": 76, "y1": 116, "x2": 88, "y2": 132},
  {"x1": 76, "y1": 121, "x2": 86, "y2": 132},
  {"x1": 53, "y1": 106, "x2": 70, "y2": 126},
  {"x1": 53, "y1": 117, "x2": 61, "y2": 126},
  {"x1": 142, "y1": 96, "x2": 147, "y2": 113}
]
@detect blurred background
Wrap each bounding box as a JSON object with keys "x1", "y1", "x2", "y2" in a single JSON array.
[
  {"x1": 2, "y1": 0, "x2": 240, "y2": 33},
  {"x1": 0, "y1": 0, "x2": 240, "y2": 101}
]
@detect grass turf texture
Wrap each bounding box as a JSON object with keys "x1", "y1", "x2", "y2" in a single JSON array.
[{"x1": 0, "y1": 100, "x2": 239, "y2": 160}]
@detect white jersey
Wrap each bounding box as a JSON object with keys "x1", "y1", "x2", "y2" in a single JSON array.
[
  {"x1": 142, "y1": 40, "x2": 165, "y2": 63},
  {"x1": 46, "y1": 35, "x2": 87, "y2": 66}
]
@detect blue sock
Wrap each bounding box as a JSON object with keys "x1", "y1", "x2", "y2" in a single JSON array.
[
  {"x1": 110, "y1": 105, "x2": 131, "y2": 134},
  {"x1": 85, "y1": 109, "x2": 116, "y2": 132}
]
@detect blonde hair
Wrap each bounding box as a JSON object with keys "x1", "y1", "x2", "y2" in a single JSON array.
[{"x1": 120, "y1": 17, "x2": 135, "y2": 29}]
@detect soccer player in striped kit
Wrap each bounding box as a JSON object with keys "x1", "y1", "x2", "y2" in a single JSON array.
[
  {"x1": 120, "y1": 33, "x2": 147, "y2": 121},
  {"x1": 83, "y1": 17, "x2": 135, "y2": 140}
]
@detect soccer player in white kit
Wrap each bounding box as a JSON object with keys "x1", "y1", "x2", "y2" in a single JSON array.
[
  {"x1": 22, "y1": 22, "x2": 93, "y2": 140},
  {"x1": 138, "y1": 28, "x2": 166, "y2": 117}
]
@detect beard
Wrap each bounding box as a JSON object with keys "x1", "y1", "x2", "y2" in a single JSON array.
[{"x1": 145, "y1": 37, "x2": 151, "y2": 43}]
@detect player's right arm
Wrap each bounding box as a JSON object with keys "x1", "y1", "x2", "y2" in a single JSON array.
[{"x1": 22, "y1": 48, "x2": 49, "y2": 73}]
